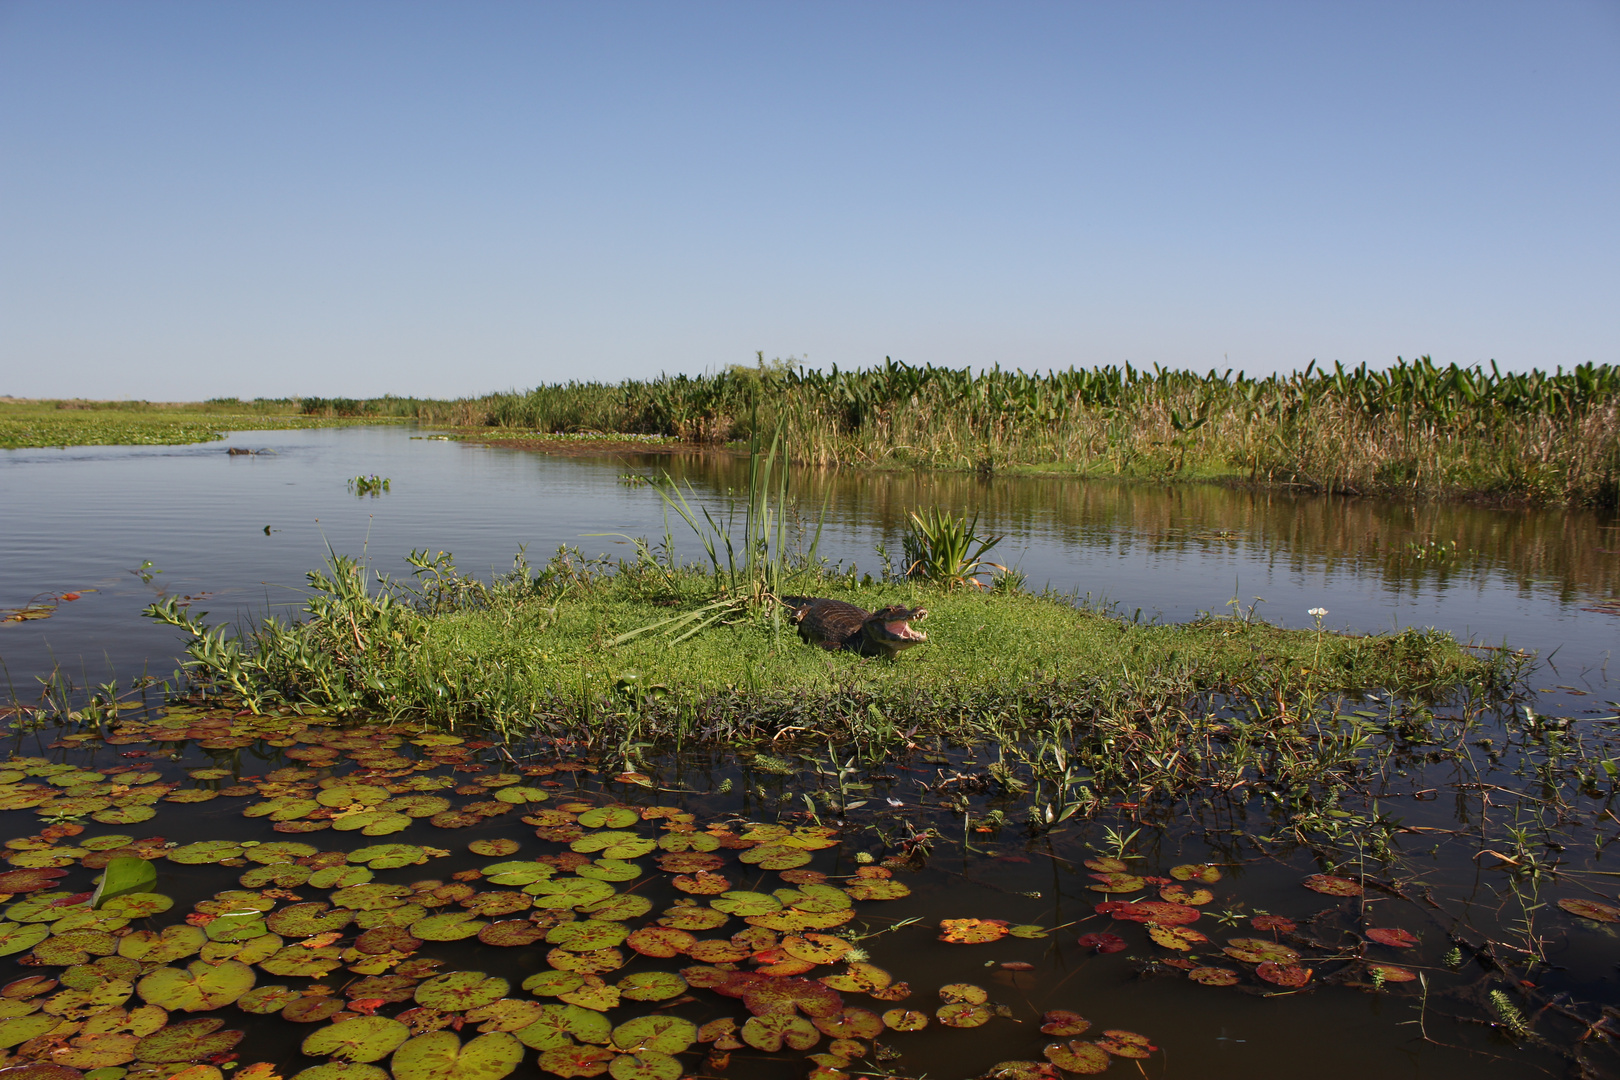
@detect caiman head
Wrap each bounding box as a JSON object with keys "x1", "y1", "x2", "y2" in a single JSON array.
[{"x1": 860, "y1": 605, "x2": 929, "y2": 656}]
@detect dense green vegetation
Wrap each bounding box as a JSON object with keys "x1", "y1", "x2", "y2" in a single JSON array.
[
  {"x1": 0, "y1": 397, "x2": 415, "y2": 449},
  {"x1": 144, "y1": 546, "x2": 1507, "y2": 751},
  {"x1": 427, "y1": 356, "x2": 1620, "y2": 506}
]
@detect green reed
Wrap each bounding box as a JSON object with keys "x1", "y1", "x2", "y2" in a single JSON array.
[{"x1": 423, "y1": 355, "x2": 1620, "y2": 506}]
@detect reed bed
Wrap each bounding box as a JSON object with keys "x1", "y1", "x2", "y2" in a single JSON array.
[{"x1": 424, "y1": 357, "x2": 1620, "y2": 507}]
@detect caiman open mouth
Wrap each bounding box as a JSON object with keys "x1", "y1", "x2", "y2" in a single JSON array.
[{"x1": 884, "y1": 620, "x2": 927, "y2": 641}]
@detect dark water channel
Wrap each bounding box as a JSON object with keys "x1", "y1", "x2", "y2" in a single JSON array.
[{"x1": 2, "y1": 426, "x2": 1619, "y2": 1080}]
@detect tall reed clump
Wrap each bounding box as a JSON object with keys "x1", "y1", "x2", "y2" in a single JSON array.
[{"x1": 437, "y1": 356, "x2": 1620, "y2": 507}]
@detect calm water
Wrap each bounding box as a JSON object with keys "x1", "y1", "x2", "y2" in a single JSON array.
[{"x1": 3, "y1": 425, "x2": 1619, "y2": 1080}]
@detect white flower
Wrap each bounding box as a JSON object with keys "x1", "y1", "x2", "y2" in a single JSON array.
[{"x1": 1308, "y1": 607, "x2": 1328, "y2": 618}]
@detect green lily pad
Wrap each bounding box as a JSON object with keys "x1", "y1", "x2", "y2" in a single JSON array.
[
  {"x1": 99, "y1": 892, "x2": 173, "y2": 919},
  {"x1": 203, "y1": 912, "x2": 267, "y2": 943},
  {"x1": 134, "y1": 1017, "x2": 244, "y2": 1062},
  {"x1": 291, "y1": 1065, "x2": 389, "y2": 1080},
  {"x1": 136, "y1": 960, "x2": 254, "y2": 1011},
  {"x1": 350, "y1": 844, "x2": 426, "y2": 869},
  {"x1": 259, "y1": 945, "x2": 345, "y2": 978},
  {"x1": 331, "y1": 884, "x2": 412, "y2": 911},
  {"x1": 526, "y1": 879, "x2": 615, "y2": 909},
  {"x1": 35, "y1": 928, "x2": 120, "y2": 965},
  {"x1": 609, "y1": 1017, "x2": 696, "y2": 1055},
  {"x1": 615, "y1": 973, "x2": 687, "y2": 1003},
  {"x1": 410, "y1": 913, "x2": 487, "y2": 941},
  {"x1": 710, "y1": 892, "x2": 781, "y2": 917},
  {"x1": 577, "y1": 895, "x2": 651, "y2": 922},
  {"x1": 574, "y1": 860, "x2": 642, "y2": 883},
  {"x1": 882, "y1": 1009, "x2": 928, "y2": 1032},
  {"x1": 1044, "y1": 1040, "x2": 1109, "y2": 1074},
  {"x1": 657, "y1": 906, "x2": 728, "y2": 932},
  {"x1": 118, "y1": 924, "x2": 206, "y2": 963},
  {"x1": 245, "y1": 841, "x2": 319, "y2": 864},
  {"x1": 0, "y1": 1013, "x2": 64, "y2": 1048},
  {"x1": 244, "y1": 797, "x2": 321, "y2": 821},
  {"x1": 464, "y1": 1000, "x2": 546, "y2": 1034},
  {"x1": 478, "y1": 921, "x2": 547, "y2": 948},
  {"x1": 535, "y1": 1045, "x2": 616, "y2": 1078},
  {"x1": 570, "y1": 833, "x2": 655, "y2": 860},
  {"x1": 237, "y1": 985, "x2": 302, "y2": 1014},
  {"x1": 267, "y1": 903, "x2": 354, "y2": 937},
  {"x1": 513, "y1": 1004, "x2": 612, "y2": 1050},
  {"x1": 606, "y1": 1053, "x2": 680, "y2": 1080},
  {"x1": 317, "y1": 784, "x2": 390, "y2": 808},
  {"x1": 738, "y1": 845, "x2": 811, "y2": 870},
  {"x1": 333, "y1": 811, "x2": 411, "y2": 836},
  {"x1": 494, "y1": 787, "x2": 548, "y2": 805},
  {"x1": 310, "y1": 865, "x2": 373, "y2": 889},
  {"x1": 521, "y1": 972, "x2": 585, "y2": 998},
  {"x1": 575, "y1": 809, "x2": 638, "y2": 830},
  {"x1": 240, "y1": 863, "x2": 313, "y2": 889},
  {"x1": 415, "y1": 972, "x2": 510, "y2": 1012},
  {"x1": 165, "y1": 842, "x2": 244, "y2": 865},
  {"x1": 391, "y1": 1030, "x2": 524, "y2": 1080},
  {"x1": 0, "y1": 922, "x2": 50, "y2": 957},
  {"x1": 741, "y1": 1013, "x2": 820, "y2": 1052},
  {"x1": 557, "y1": 979, "x2": 619, "y2": 1013},
  {"x1": 301, "y1": 1017, "x2": 411, "y2": 1063},
  {"x1": 547, "y1": 921, "x2": 629, "y2": 952},
  {"x1": 388, "y1": 796, "x2": 452, "y2": 818},
  {"x1": 484, "y1": 863, "x2": 552, "y2": 887}
]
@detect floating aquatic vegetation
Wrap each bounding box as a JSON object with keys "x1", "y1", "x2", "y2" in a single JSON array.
[{"x1": 0, "y1": 708, "x2": 1162, "y2": 1080}]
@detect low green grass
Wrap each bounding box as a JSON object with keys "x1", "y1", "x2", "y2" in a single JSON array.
[
  {"x1": 0, "y1": 399, "x2": 410, "y2": 450},
  {"x1": 145, "y1": 549, "x2": 1505, "y2": 750}
]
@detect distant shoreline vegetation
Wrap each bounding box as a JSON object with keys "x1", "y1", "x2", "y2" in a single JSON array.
[{"x1": 5, "y1": 354, "x2": 1618, "y2": 506}]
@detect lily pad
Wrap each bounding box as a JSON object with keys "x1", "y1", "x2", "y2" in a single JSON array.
[
  {"x1": 0, "y1": 923, "x2": 50, "y2": 957},
  {"x1": 1302, "y1": 874, "x2": 1362, "y2": 897},
  {"x1": 1557, "y1": 898, "x2": 1620, "y2": 923},
  {"x1": 605, "y1": 1053, "x2": 679, "y2": 1080},
  {"x1": 1223, "y1": 938, "x2": 1300, "y2": 965},
  {"x1": 547, "y1": 921, "x2": 629, "y2": 953},
  {"x1": 477, "y1": 921, "x2": 547, "y2": 947},
  {"x1": 1095, "y1": 1030, "x2": 1156, "y2": 1058},
  {"x1": 136, "y1": 960, "x2": 254, "y2": 1012},
  {"x1": 1255, "y1": 962, "x2": 1312, "y2": 987},
  {"x1": 301, "y1": 1017, "x2": 411, "y2": 1063},
  {"x1": 1040, "y1": 1011, "x2": 1091, "y2": 1036},
  {"x1": 1043, "y1": 1041, "x2": 1108, "y2": 1074},
  {"x1": 938, "y1": 918, "x2": 1008, "y2": 943},
  {"x1": 1169, "y1": 863, "x2": 1222, "y2": 883},
  {"x1": 349, "y1": 845, "x2": 425, "y2": 869},
  {"x1": 609, "y1": 1016, "x2": 696, "y2": 1055},
  {"x1": 165, "y1": 842, "x2": 244, "y2": 866},
  {"x1": 1188, "y1": 967, "x2": 1241, "y2": 986},
  {"x1": 615, "y1": 972, "x2": 686, "y2": 1003},
  {"x1": 1365, "y1": 927, "x2": 1419, "y2": 948},
  {"x1": 134, "y1": 1017, "x2": 244, "y2": 1062},
  {"x1": 391, "y1": 1031, "x2": 524, "y2": 1080},
  {"x1": 415, "y1": 972, "x2": 510, "y2": 1012},
  {"x1": 535, "y1": 1046, "x2": 616, "y2": 1078},
  {"x1": 575, "y1": 809, "x2": 638, "y2": 830},
  {"x1": 741, "y1": 1013, "x2": 820, "y2": 1052},
  {"x1": 881, "y1": 1010, "x2": 928, "y2": 1032}
]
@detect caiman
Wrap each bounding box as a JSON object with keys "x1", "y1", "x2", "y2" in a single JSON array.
[{"x1": 779, "y1": 596, "x2": 929, "y2": 658}]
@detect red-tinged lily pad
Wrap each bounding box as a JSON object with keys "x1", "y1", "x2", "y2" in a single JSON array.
[
  {"x1": 1302, "y1": 874, "x2": 1362, "y2": 897},
  {"x1": 1188, "y1": 967, "x2": 1241, "y2": 986},
  {"x1": 1087, "y1": 874, "x2": 1144, "y2": 894},
  {"x1": 881, "y1": 1010, "x2": 928, "y2": 1032},
  {"x1": 1075, "y1": 932, "x2": 1127, "y2": 954},
  {"x1": 936, "y1": 1003, "x2": 992, "y2": 1028},
  {"x1": 1095, "y1": 1030, "x2": 1156, "y2": 1058},
  {"x1": 655, "y1": 852, "x2": 724, "y2": 874},
  {"x1": 468, "y1": 839, "x2": 521, "y2": 858},
  {"x1": 134, "y1": 1017, "x2": 243, "y2": 1062},
  {"x1": 1365, "y1": 927, "x2": 1419, "y2": 948},
  {"x1": 741, "y1": 1013, "x2": 820, "y2": 1052},
  {"x1": 1170, "y1": 863, "x2": 1222, "y2": 883},
  {"x1": 1147, "y1": 925, "x2": 1207, "y2": 951},
  {"x1": 671, "y1": 873, "x2": 730, "y2": 896},
  {"x1": 346, "y1": 976, "x2": 419, "y2": 1005},
  {"x1": 1250, "y1": 915, "x2": 1296, "y2": 934},
  {"x1": 1367, "y1": 964, "x2": 1419, "y2": 983},
  {"x1": 1043, "y1": 1040, "x2": 1109, "y2": 1074},
  {"x1": 536, "y1": 1046, "x2": 616, "y2": 1078},
  {"x1": 1040, "y1": 1011, "x2": 1091, "y2": 1036},
  {"x1": 414, "y1": 972, "x2": 509, "y2": 1012},
  {"x1": 1558, "y1": 898, "x2": 1620, "y2": 923},
  {"x1": 1224, "y1": 938, "x2": 1301, "y2": 964},
  {"x1": 300, "y1": 1017, "x2": 410, "y2": 1063},
  {"x1": 1083, "y1": 857, "x2": 1127, "y2": 873},
  {"x1": 410, "y1": 913, "x2": 486, "y2": 941},
  {"x1": 558, "y1": 977, "x2": 619, "y2": 1013},
  {"x1": 465, "y1": 999, "x2": 546, "y2": 1034},
  {"x1": 0, "y1": 869, "x2": 69, "y2": 894},
  {"x1": 1255, "y1": 962, "x2": 1312, "y2": 987},
  {"x1": 136, "y1": 960, "x2": 255, "y2": 1011},
  {"x1": 938, "y1": 918, "x2": 1009, "y2": 943},
  {"x1": 984, "y1": 1061, "x2": 1060, "y2": 1080},
  {"x1": 391, "y1": 1031, "x2": 524, "y2": 1080},
  {"x1": 1100, "y1": 901, "x2": 1199, "y2": 926},
  {"x1": 625, "y1": 927, "x2": 695, "y2": 958},
  {"x1": 781, "y1": 933, "x2": 852, "y2": 965},
  {"x1": 818, "y1": 962, "x2": 893, "y2": 994},
  {"x1": 477, "y1": 920, "x2": 546, "y2": 948}
]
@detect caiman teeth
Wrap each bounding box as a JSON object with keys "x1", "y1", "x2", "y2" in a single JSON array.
[{"x1": 885, "y1": 621, "x2": 927, "y2": 641}]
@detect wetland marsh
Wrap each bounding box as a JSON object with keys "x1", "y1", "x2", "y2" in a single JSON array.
[{"x1": 2, "y1": 425, "x2": 1619, "y2": 1080}]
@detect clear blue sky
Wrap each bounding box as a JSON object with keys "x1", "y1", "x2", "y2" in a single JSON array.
[{"x1": 2, "y1": 1, "x2": 1616, "y2": 399}]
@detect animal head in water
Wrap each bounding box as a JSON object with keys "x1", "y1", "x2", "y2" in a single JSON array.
[{"x1": 862, "y1": 605, "x2": 929, "y2": 655}]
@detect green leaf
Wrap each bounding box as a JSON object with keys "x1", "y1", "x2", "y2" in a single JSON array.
[
  {"x1": 390, "y1": 1031, "x2": 524, "y2": 1080},
  {"x1": 609, "y1": 1016, "x2": 696, "y2": 1055},
  {"x1": 135, "y1": 959, "x2": 255, "y2": 1011},
  {"x1": 301, "y1": 1017, "x2": 411, "y2": 1063},
  {"x1": 91, "y1": 858, "x2": 157, "y2": 909}
]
